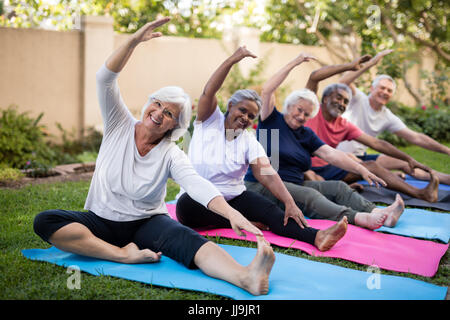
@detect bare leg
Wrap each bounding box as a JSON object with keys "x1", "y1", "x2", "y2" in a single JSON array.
[
  {"x1": 376, "y1": 155, "x2": 450, "y2": 185},
  {"x1": 194, "y1": 236, "x2": 275, "y2": 296},
  {"x1": 314, "y1": 217, "x2": 348, "y2": 251},
  {"x1": 51, "y1": 222, "x2": 275, "y2": 296},
  {"x1": 343, "y1": 161, "x2": 439, "y2": 203},
  {"x1": 49, "y1": 222, "x2": 161, "y2": 264}
]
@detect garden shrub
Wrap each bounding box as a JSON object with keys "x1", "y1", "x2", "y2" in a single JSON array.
[
  {"x1": 0, "y1": 105, "x2": 56, "y2": 169},
  {"x1": 379, "y1": 102, "x2": 450, "y2": 146},
  {"x1": 0, "y1": 167, "x2": 24, "y2": 184},
  {"x1": 52, "y1": 123, "x2": 103, "y2": 158},
  {"x1": 0, "y1": 106, "x2": 102, "y2": 174}
]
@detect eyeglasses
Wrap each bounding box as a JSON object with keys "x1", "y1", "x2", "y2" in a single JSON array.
[{"x1": 152, "y1": 99, "x2": 178, "y2": 123}]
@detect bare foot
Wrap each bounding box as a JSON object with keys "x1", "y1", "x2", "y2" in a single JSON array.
[
  {"x1": 314, "y1": 217, "x2": 348, "y2": 252},
  {"x1": 421, "y1": 172, "x2": 439, "y2": 203},
  {"x1": 355, "y1": 211, "x2": 387, "y2": 230},
  {"x1": 372, "y1": 194, "x2": 405, "y2": 227},
  {"x1": 121, "y1": 243, "x2": 162, "y2": 264},
  {"x1": 241, "y1": 236, "x2": 275, "y2": 295}
]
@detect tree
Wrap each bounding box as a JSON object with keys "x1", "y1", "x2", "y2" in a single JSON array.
[
  {"x1": 262, "y1": 0, "x2": 449, "y2": 106},
  {"x1": 2, "y1": 0, "x2": 448, "y2": 106},
  {"x1": 0, "y1": 0, "x2": 256, "y2": 37}
]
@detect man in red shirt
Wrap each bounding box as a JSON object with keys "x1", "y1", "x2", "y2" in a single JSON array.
[{"x1": 303, "y1": 59, "x2": 439, "y2": 203}]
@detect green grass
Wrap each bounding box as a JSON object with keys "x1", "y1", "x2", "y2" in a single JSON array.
[
  {"x1": 396, "y1": 144, "x2": 450, "y2": 174},
  {"x1": 1, "y1": 145, "x2": 449, "y2": 300},
  {"x1": 366, "y1": 142, "x2": 450, "y2": 174}
]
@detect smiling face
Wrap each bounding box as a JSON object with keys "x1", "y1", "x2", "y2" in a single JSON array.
[
  {"x1": 284, "y1": 98, "x2": 315, "y2": 130},
  {"x1": 370, "y1": 78, "x2": 395, "y2": 107},
  {"x1": 141, "y1": 99, "x2": 180, "y2": 136},
  {"x1": 225, "y1": 99, "x2": 259, "y2": 132},
  {"x1": 322, "y1": 88, "x2": 350, "y2": 119}
]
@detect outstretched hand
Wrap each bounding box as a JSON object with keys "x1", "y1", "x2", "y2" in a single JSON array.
[
  {"x1": 131, "y1": 17, "x2": 171, "y2": 44},
  {"x1": 229, "y1": 211, "x2": 264, "y2": 238},
  {"x1": 295, "y1": 52, "x2": 317, "y2": 64},
  {"x1": 407, "y1": 158, "x2": 431, "y2": 174},
  {"x1": 349, "y1": 54, "x2": 372, "y2": 71},
  {"x1": 230, "y1": 46, "x2": 258, "y2": 62},
  {"x1": 371, "y1": 49, "x2": 394, "y2": 64},
  {"x1": 362, "y1": 171, "x2": 387, "y2": 188}
]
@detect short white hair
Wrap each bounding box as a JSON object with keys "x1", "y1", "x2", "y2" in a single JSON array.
[
  {"x1": 372, "y1": 74, "x2": 396, "y2": 92},
  {"x1": 282, "y1": 88, "x2": 320, "y2": 118},
  {"x1": 141, "y1": 86, "x2": 192, "y2": 141}
]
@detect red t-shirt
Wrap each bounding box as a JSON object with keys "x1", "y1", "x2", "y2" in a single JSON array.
[{"x1": 305, "y1": 107, "x2": 363, "y2": 167}]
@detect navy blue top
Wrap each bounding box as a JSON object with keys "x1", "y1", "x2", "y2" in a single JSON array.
[{"x1": 244, "y1": 108, "x2": 325, "y2": 185}]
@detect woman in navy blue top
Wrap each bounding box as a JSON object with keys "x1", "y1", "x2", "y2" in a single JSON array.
[{"x1": 245, "y1": 53, "x2": 405, "y2": 230}]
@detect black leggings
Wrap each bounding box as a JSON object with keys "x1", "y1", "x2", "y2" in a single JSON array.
[
  {"x1": 33, "y1": 209, "x2": 208, "y2": 269},
  {"x1": 176, "y1": 191, "x2": 318, "y2": 245}
]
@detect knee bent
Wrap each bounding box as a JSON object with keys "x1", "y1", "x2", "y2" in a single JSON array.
[
  {"x1": 33, "y1": 209, "x2": 65, "y2": 242},
  {"x1": 33, "y1": 210, "x2": 53, "y2": 234}
]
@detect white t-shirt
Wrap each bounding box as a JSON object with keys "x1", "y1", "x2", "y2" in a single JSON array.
[
  {"x1": 84, "y1": 64, "x2": 221, "y2": 221},
  {"x1": 182, "y1": 107, "x2": 267, "y2": 201},
  {"x1": 337, "y1": 88, "x2": 407, "y2": 155}
]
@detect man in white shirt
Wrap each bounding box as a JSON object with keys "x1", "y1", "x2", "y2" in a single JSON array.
[{"x1": 337, "y1": 50, "x2": 450, "y2": 185}]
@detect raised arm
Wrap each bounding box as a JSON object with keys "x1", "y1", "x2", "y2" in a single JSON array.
[
  {"x1": 305, "y1": 55, "x2": 372, "y2": 94},
  {"x1": 339, "y1": 49, "x2": 393, "y2": 94},
  {"x1": 260, "y1": 53, "x2": 316, "y2": 121},
  {"x1": 394, "y1": 128, "x2": 450, "y2": 156},
  {"x1": 105, "y1": 17, "x2": 170, "y2": 73},
  {"x1": 197, "y1": 46, "x2": 257, "y2": 122}
]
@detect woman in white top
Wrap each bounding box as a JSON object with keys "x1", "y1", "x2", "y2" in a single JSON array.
[
  {"x1": 33, "y1": 17, "x2": 276, "y2": 296},
  {"x1": 176, "y1": 46, "x2": 348, "y2": 252}
]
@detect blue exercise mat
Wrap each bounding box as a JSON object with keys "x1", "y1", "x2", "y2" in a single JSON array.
[
  {"x1": 402, "y1": 175, "x2": 450, "y2": 191},
  {"x1": 360, "y1": 175, "x2": 450, "y2": 191},
  {"x1": 376, "y1": 207, "x2": 450, "y2": 243},
  {"x1": 22, "y1": 245, "x2": 447, "y2": 300}
]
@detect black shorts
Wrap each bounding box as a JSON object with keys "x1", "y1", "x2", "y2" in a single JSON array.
[{"x1": 33, "y1": 209, "x2": 209, "y2": 269}]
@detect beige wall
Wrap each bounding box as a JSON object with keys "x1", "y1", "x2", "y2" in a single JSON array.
[
  {"x1": 0, "y1": 16, "x2": 433, "y2": 139},
  {"x1": 0, "y1": 27, "x2": 83, "y2": 138},
  {"x1": 115, "y1": 34, "x2": 231, "y2": 118}
]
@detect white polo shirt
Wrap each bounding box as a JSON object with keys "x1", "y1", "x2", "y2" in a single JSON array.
[{"x1": 337, "y1": 88, "x2": 406, "y2": 155}]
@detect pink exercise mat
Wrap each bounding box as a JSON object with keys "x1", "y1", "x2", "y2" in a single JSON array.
[{"x1": 166, "y1": 204, "x2": 448, "y2": 277}]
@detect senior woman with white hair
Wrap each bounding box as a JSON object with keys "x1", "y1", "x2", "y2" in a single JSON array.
[
  {"x1": 244, "y1": 53, "x2": 405, "y2": 230},
  {"x1": 33, "y1": 17, "x2": 276, "y2": 296}
]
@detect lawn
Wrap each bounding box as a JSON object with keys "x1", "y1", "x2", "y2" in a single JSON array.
[{"x1": 1, "y1": 145, "x2": 449, "y2": 300}]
